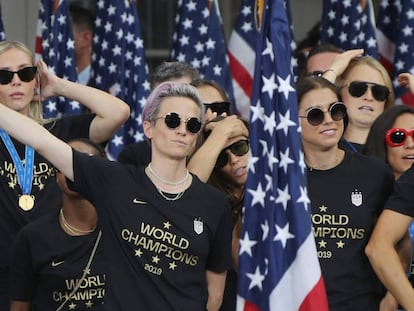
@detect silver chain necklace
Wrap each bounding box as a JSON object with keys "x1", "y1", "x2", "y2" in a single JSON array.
[
  {"x1": 157, "y1": 188, "x2": 186, "y2": 201},
  {"x1": 147, "y1": 163, "x2": 189, "y2": 186}
]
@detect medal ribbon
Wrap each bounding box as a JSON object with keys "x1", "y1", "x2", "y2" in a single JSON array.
[{"x1": 0, "y1": 129, "x2": 34, "y2": 195}]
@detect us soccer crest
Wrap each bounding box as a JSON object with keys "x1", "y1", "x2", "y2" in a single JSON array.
[
  {"x1": 351, "y1": 189, "x2": 362, "y2": 207},
  {"x1": 193, "y1": 217, "x2": 203, "y2": 235}
]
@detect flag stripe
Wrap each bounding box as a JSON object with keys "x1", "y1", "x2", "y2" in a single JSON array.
[{"x1": 269, "y1": 234, "x2": 326, "y2": 310}]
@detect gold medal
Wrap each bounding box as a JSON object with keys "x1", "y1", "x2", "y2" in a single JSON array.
[{"x1": 19, "y1": 195, "x2": 35, "y2": 211}]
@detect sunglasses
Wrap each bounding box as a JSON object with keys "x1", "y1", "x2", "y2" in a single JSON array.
[
  {"x1": 155, "y1": 112, "x2": 202, "y2": 134},
  {"x1": 0, "y1": 66, "x2": 37, "y2": 85},
  {"x1": 347, "y1": 81, "x2": 390, "y2": 102},
  {"x1": 299, "y1": 102, "x2": 347, "y2": 126},
  {"x1": 385, "y1": 128, "x2": 414, "y2": 147},
  {"x1": 204, "y1": 101, "x2": 231, "y2": 115},
  {"x1": 215, "y1": 139, "x2": 249, "y2": 168}
]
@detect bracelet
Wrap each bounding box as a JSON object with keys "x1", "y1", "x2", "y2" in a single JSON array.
[{"x1": 324, "y1": 69, "x2": 337, "y2": 77}]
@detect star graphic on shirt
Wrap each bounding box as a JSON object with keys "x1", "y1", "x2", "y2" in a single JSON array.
[
  {"x1": 135, "y1": 249, "x2": 143, "y2": 257},
  {"x1": 85, "y1": 300, "x2": 93, "y2": 308},
  {"x1": 8, "y1": 181, "x2": 16, "y2": 189},
  {"x1": 68, "y1": 302, "x2": 77, "y2": 310},
  {"x1": 152, "y1": 255, "x2": 160, "y2": 264},
  {"x1": 337, "y1": 240, "x2": 345, "y2": 248},
  {"x1": 319, "y1": 240, "x2": 327, "y2": 248},
  {"x1": 83, "y1": 267, "x2": 91, "y2": 275},
  {"x1": 169, "y1": 261, "x2": 177, "y2": 270},
  {"x1": 319, "y1": 205, "x2": 328, "y2": 212},
  {"x1": 163, "y1": 221, "x2": 172, "y2": 230}
]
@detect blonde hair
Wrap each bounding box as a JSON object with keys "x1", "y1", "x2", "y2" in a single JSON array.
[
  {"x1": 0, "y1": 40, "x2": 46, "y2": 124},
  {"x1": 339, "y1": 56, "x2": 395, "y2": 110}
]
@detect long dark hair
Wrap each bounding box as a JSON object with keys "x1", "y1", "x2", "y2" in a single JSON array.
[{"x1": 362, "y1": 105, "x2": 414, "y2": 163}]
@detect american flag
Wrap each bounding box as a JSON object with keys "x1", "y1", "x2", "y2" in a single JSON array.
[
  {"x1": 0, "y1": 3, "x2": 6, "y2": 41},
  {"x1": 170, "y1": 0, "x2": 235, "y2": 112},
  {"x1": 228, "y1": 0, "x2": 259, "y2": 120},
  {"x1": 376, "y1": 0, "x2": 401, "y2": 75},
  {"x1": 320, "y1": 0, "x2": 378, "y2": 58},
  {"x1": 35, "y1": 0, "x2": 81, "y2": 118},
  {"x1": 237, "y1": 0, "x2": 328, "y2": 310},
  {"x1": 386, "y1": 0, "x2": 414, "y2": 106},
  {"x1": 88, "y1": 0, "x2": 150, "y2": 160}
]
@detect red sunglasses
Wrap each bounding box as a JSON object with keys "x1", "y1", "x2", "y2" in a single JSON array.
[{"x1": 385, "y1": 128, "x2": 414, "y2": 147}]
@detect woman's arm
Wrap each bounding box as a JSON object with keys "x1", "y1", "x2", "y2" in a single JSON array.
[
  {"x1": 10, "y1": 301, "x2": 30, "y2": 311},
  {"x1": 37, "y1": 60, "x2": 130, "y2": 143},
  {"x1": 188, "y1": 116, "x2": 248, "y2": 182},
  {"x1": 0, "y1": 103, "x2": 74, "y2": 180},
  {"x1": 365, "y1": 210, "x2": 414, "y2": 311},
  {"x1": 206, "y1": 270, "x2": 227, "y2": 311}
]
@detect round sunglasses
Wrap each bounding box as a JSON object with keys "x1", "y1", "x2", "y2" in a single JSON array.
[
  {"x1": 347, "y1": 81, "x2": 390, "y2": 102},
  {"x1": 299, "y1": 102, "x2": 347, "y2": 126},
  {"x1": 155, "y1": 112, "x2": 202, "y2": 134},
  {"x1": 215, "y1": 139, "x2": 249, "y2": 168},
  {"x1": 0, "y1": 66, "x2": 37, "y2": 85},
  {"x1": 385, "y1": 128, "x2": 414, "y2": 147}
]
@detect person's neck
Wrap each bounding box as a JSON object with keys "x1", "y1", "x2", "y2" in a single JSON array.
[
  {"x1": 304, "y1": 146, "x2": 344, "y2": 171},
  {"x1": 76, "y1": 56, "x2": 91, "y2": 73},
  {"x1": 343, "y1": 126, "x2": 370, "y2": 145},
  {"x1": 60, "y1": 197, "x2": 97, "y2": 235},
  {"x1": 146, "y1": 158, "x2": 191, "y2": 193}
]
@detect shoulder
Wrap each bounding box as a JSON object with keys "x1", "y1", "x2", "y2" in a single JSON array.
[{"x1": 191, "y1": 174, "x2": 228, "y2": 201}]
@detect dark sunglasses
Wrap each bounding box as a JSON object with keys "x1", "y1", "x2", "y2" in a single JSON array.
[
  {"x1": 385, "y1": 128, "x2": 414, "y2": 147},
  {"x1": 215, "y1": 139, "x2": 249, "y2": 169},
  {"x1": 347, "y1": 81, "x2": 390, "y2": 102},
  {"x1": 155, "y1": 112, "x2": 202, "y2": 134},
  {"x1": 299, "y1": 102, "x2": 347, "y2": 126},
  {"x1": 204, "y1": 101, "x2": 231, "y2": 115},
  {"x1": 0, "y1": 66, "x2": 37, "y2": 85}
]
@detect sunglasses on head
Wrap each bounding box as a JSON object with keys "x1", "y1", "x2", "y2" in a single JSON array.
[
  {"x1": 204, "y1": 101, "x2": 231, "y2": 115},
  {"x1": 347, "y1": 81, "x2": 390, "y2": 102},
  {"x1": 299, "y1": 102, "x2": 347, "y2": 126},
  {"x1": 385, "y1": 128, "x2": 414, "y2": 147},
  {"x1": 215, "y1": 139, "x2": 249, "y2": 169},
  {"x1": 0, "y1": 66, "x2": 37, "y2": 85},
  {"x1": 155, "y1": 112, "x2": 202, "y2": 134}
]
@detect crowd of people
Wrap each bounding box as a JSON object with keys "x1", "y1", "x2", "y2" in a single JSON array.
[{"x1": 2, "y1": 4, "x2": 414, "y2": 311}]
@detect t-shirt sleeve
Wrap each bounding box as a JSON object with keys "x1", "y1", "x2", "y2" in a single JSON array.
[
  {"x1": 9, "y1": 230, "x2": 36, "y2": 301},
  {"x1": 385, "y1": 165, "x2": 414, "y2": 217},
  {"x1": 206, "y1": 197, "x2": 233, "y2": 272},
  {"x1": 47, "y1": 113, "x2": 95, "y2": 142}
]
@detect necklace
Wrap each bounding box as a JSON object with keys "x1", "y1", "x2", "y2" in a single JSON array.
[
  {"x1": 60, "y1": 209, "x2": 95, "y2": 235},
  {"x1": 305, "y1": 152, "x2": 340, "y2": 171},
  {"x1": 157, "y1": 188, "x2": 186, "y2": 201},
  {"x1": 147, "y1": 163, "x2": 189, "y2": 185}
]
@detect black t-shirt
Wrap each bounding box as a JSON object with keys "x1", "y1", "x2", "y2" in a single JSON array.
[
  {"x1": 71, "y1": 151, "x2": 233, "y2": 310},
  {"x1": 0, "y1": 114, "x2": 94, "y2": 310},
  {"x1": 385, "y1": 163, "x2": 414, "y2": 217},
  {"x1": 307, "y1": 150, "x2": 394, "y2": 311},
  {"x1": 117, "y1": 140, "x2": 151, "y2": 166},
  {"x1": 9, "y1": 212, "x2": 105, "y2": 310}
]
